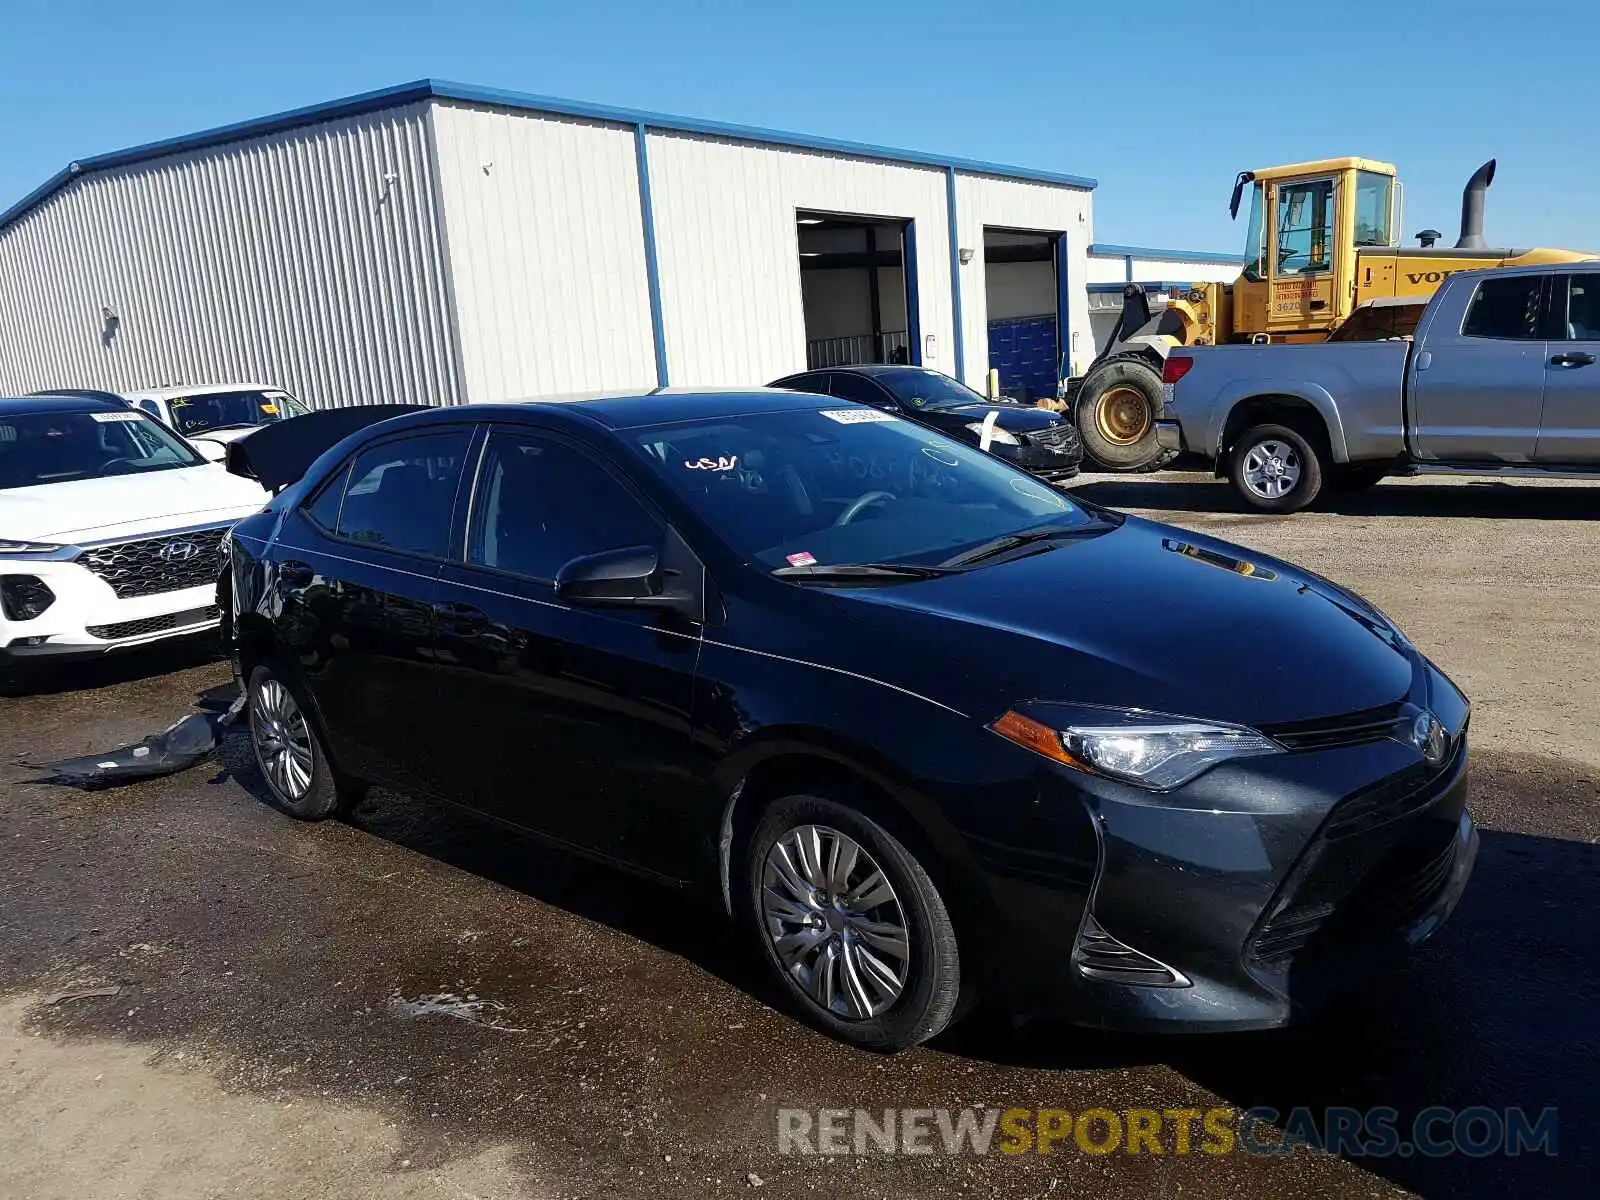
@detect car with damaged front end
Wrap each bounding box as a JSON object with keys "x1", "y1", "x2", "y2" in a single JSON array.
[{"x1": 220, "y1": 388, "x2": 1475, "y2": 1051}]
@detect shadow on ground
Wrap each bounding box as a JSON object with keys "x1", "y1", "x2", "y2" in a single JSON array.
[{"x1": 1072, "y1": 476, "x2": 1600, "y2": 521}]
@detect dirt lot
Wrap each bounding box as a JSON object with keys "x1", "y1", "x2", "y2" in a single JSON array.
[{"x1": 1, "y1": 472, "x2": 1595, "y2": 1200}]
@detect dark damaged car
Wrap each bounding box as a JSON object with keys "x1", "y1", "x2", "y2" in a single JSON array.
[
  {"x1": 222, "y1": 389, "x2": 1475, "y2": 1051},
  {"x1": 770, "y1": 365, "x2": 1083, "y2": 480}
]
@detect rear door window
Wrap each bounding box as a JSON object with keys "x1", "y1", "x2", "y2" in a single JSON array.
[
  {"x1": 335, "y1": 430, "x2": 470, "y2": 557},
  {"x1": 466, "y1": 432, "x2": 661, "y2": 582},
  {"x1": 1462, "y1": 276, "x2": 1544, "y2": 340}
]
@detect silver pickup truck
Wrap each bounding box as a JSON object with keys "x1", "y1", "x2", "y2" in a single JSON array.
[{"x1": 1156, "y1": 261, "x2": 1600, "y2": 512}]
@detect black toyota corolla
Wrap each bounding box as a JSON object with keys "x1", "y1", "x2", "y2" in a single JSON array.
[{"x1": 223, "y1": 389, "x2": 1474, "y2": 1051}]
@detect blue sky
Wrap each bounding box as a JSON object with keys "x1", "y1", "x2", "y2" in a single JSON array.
[{"x1": 3, "y1": 0, "x2": 1596, "y2": 253}]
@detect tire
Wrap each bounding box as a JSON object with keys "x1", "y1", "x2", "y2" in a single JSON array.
[
  {"x1": 1075, "y1": 356, "x2": 1168, "y2": 472},
  {"x1": 1229, "y1": 423, "x2": 1325, "y2": 513},
  {"x1": 745, "y1": 793, "x2": 963, "y2": 1052},
  {"x1": 246, "y1": 663, "x2": 356, "y2": 820}
]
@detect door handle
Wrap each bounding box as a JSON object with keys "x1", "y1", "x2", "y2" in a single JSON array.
[
  {"x1": 1550, "y1": 352, "x2": 1596, "y2": 368},
  {"x1": 1308, "y1": 299, "x2": 1327, "y2": 310},
  {"x1": 278, "y1": 560, "x2": 315, "y2": 587}
]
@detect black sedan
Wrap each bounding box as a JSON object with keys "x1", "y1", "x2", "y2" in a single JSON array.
[
  {"x1": 224, "y1": 389, "x2": 1474, "y2": 1052},
  {"x1": 769, "y1": 365, "x2": 1082, "y2": 480}
]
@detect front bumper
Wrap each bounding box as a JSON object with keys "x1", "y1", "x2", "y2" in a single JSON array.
[
  {"x1": 1, "y1": 544, "x2": 227, "y2": 668},
  {"x1": 967, "y1": 671, "x2": 1476, "y2": 1031},
  {"x1": 993, "y1": 436, "x2": 1084, "y2": 480}
]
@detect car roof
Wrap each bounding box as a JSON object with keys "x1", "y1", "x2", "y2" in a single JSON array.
[
  {"x1": 0, "y1": 393, "x2": 133, "y2": 416},
  {"x1": 123, "y1": 383, "x2": 281, "y2": 400},
  {"x1": 793, "y1": 364, "x2": 944, "y2": 379},
  {"x1": 472, "y1": 387, "x2": 843, "y2": 430}
]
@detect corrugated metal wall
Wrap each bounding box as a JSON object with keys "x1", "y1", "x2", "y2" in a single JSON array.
[
  {"x1": 430, "y1": 104, "x2": 658, "y2": 401},
  {"x1": 0, "y1": 102, "x2": 460, "y2": 408},
  {"x1": 645, "y1": 132, "x2": 955, "y2": 386},
  {"x1": 953, "y1": 174, "x2": 1092, "y2": 382}
]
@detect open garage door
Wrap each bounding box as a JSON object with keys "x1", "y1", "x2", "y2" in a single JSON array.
[
  {"x1": 798, "y1": 212, "x2": 917, "y2": 368},
  {"x1": 983, "y1": 228, "x2": 1068, "y2": 404}
]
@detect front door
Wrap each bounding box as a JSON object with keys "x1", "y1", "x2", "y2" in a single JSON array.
[
  {"x1": 430, "y1": 426, "x2": 711, "y2": 883},
  {"x1": 1266, "y1": 176, "x2": 1341, "y2": 338},
  {"x1": 1534, "y1": 271, "x2": 1600, "y2": 464},
  {"x1": 1409, "y1": 273, "x2": 1548, "y2": 463}
]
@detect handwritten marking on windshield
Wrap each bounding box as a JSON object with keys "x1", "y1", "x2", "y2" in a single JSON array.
[{"x1": 684, "y1": 455, "x2": 738, "y2": 471}]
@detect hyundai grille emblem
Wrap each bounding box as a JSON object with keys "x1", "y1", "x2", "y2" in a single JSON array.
[
  {"x1": 1411, "y1": 711, "x2": 1448, "y2": 766},
  {"x1": 158, "y1": 539, "x2": 200, "y2": 563}
]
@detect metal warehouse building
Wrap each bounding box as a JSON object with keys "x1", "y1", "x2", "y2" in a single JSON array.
[{"x1": 0, "y1": 80, "x2": 1101, "y2": 409}]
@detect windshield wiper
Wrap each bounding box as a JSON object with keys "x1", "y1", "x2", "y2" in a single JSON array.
[
  {"x1": 940, "y1": 524, "x2": 1100, "y2": 568},
  {"x1": 771, "y1": 561, "x2": 963, "y2": 581}
]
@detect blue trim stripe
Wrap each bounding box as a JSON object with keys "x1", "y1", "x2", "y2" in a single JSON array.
[
  {"x1": 633, "y1": 125, "x2": 669, "y2": 388},
  {"x1": 1055, "y1": 233, "x2": 1072, "y2": 381},
  {"x1": 904, "y1": 222, "x2": 923, "y2": 366},
  {"x1": 945, "y1": 168, "x2": 966, "y2": 382},
  {"x1": 1, "y1": 78, "x2": 1096, "y2": 234},
  {"x1": 1089, "y1": 242, "x2": 1244, "y2": 266}
]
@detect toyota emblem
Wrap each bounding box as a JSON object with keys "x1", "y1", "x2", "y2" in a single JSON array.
[
  {"x1": 158, "y1": 539, "x2": 200, "y2": 563},
  {"x1": 1411, "y1": 711, "x2": 1448, "y2": 766}
]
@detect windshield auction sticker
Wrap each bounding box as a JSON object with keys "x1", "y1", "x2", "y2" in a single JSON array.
[
  {"x1": 819, "y1": 409, "x2": 898, "y2": 424},
  {"x1": 90, "y1": 411, "x2": 144, "y2": 423}
]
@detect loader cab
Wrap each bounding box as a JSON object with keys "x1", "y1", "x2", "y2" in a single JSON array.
[{"x1": 1230, "y1": 157, "x2": 1399, "y2": 341}]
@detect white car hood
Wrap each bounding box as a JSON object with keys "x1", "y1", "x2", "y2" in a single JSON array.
[
  {"x1": 1, "y1": 465, "x2": 267, "y2": 544},
  {"x1": 189, "y1": 426, "x2": 263, "y2": 446}
]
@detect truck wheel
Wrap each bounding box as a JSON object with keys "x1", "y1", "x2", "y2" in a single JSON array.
[
  {"x1": 1075, "y1": 357, "x2": 1169, "y2": 472},
  {"x1": 1229, "y1": 424, "x2": 1325, "y2": 513}
]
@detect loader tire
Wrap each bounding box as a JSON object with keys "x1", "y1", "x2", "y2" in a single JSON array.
[{"x1": 1075, "y1": 357, "x2": 1168, "y2": 472}]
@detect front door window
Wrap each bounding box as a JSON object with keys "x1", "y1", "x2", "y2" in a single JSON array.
[{"x1": 1274, "y1": 179, "x2": 1334, "y2": 276}]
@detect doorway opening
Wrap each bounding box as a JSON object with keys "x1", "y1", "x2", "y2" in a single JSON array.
[
  {"x1": 983, "y1": 227, "x2": 1067, "y2": 402},
  {"x1": 798, "y1": 211, "x2": 916, "y2": 369}
]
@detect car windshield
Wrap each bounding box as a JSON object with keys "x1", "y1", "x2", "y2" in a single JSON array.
[
  {"x1": 628, "y1": 407, "x2": 1098, "y2": 570},
  {"x1": 163, "y1": 390, "x2": 306, "y2": 436},
  {"x1": 875, "y1": 369, "x2": 989, "y2": 411},
  {"x1": 0, "y1": 410, "x2": 204, "y2": 489}
]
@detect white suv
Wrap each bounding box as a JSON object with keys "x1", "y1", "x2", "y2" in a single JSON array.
[
  {"x1": 1, "y1": 394, "x2": 267, "y2": 679},
  {"x1": 121, "y1": 384, "x2": 309, "y2": 452}
]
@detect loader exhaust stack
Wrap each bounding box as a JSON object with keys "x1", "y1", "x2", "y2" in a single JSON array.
[{"x1": 1455, "y1": 159, "x2": 1496, "y2": 250}]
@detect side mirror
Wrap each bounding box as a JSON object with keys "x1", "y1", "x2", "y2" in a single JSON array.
[
  {"x1": 554, "y1": 544, "x2": 701, "y2": 619},
  {"x1": 193, "y1": 438, "x2": 227, "y2": 463}
]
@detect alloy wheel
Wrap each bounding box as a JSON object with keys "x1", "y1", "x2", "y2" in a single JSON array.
[
  {"x1": 1241, "y1": 438, "x2": 1303, "y2": 499},
  {"x1": 251, "y1": 678, "x2": 315, "y2": 802},
  {"x1": 760, "y1": 824, "x2": 912, "y2": 1020}
]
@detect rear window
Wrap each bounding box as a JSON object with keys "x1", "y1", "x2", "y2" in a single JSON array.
[
  {"x1": 332, "y1": 430, "x2": 470, "y2": 557},
  {"x1": 1461, "y1": 276, "x2": 1543, "y2": 340}
]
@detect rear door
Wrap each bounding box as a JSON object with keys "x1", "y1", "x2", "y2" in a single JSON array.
[
  {"x1": 278, "y1": 426, "x2": 473, "y2": 792},
  {"x1": 430, "y1": 424, "x2": 712, "y2": 882},
  {"x1": 1409, "y1": 273, "x2": 1548, "y2": 462},
  {"x1": 1533, "y1": 271, "x2": 1600, "y2": 464}
]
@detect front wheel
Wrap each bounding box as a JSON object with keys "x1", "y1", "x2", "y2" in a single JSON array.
[
  {"x1": 246, "y1": 664, "x2": 361, "y2": 819},
  {"x1": 1228, "y1": 423, "x2": 1326, "y2": 513},
  {"x1": 745, "y1": 794, "x2": 964, "y2": 1052}
]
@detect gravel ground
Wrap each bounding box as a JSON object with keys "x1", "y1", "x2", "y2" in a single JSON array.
[{"x1": 0, "y1": 471, "x2": 1594, "y2": 1200}]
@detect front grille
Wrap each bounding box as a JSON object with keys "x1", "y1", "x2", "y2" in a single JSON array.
[
  {"x1": 1248, "y1": 743, "x2": 1465, "y2": 967},
  {"x1": 1261, "y1": 701, "x2": 1408, "y2": 752},
  {"x1": 77, "y1": 527, "x2": 229, "y2": 599},
  {"x1": 87, "y1": 605, "x2": 219, "y2": 641},
  {"x1": 1026, "y1": 424, "x2": 1081, "y2": 454}
]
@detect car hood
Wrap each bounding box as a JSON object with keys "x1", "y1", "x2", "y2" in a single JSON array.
[
  {"x1": 913, "y1": 402, "x2": 1063, "y2": 434},
  {"x1": 836, "y1": 515, "x2": 1417, "y2": 728},
  {"x1": 0, "y1": 465, "x2": 267, "y2": 544}
]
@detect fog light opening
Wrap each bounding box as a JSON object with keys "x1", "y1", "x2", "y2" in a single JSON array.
[
  {"x1": 1074, "y1": 914, "x2": 1190, "y2": 988},
  {"x1": 1, "y1": 575, "x2": 56, "y2": 622}
]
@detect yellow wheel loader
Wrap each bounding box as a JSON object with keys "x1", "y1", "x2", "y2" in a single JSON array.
[{"x1": 1073, "y1": 157, "x2": 1596, "y2": 471}]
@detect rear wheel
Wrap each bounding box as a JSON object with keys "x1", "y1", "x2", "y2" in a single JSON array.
[
  {"x1": 1075, "y1": 357, "x2": 1172, "y2": 472},
  {"x1": 246, "y1": 664, "x2": 361, "y2": 819},
  {"x1": 1229, "y1": 423, "x2": 1326, "y2": 513},
  {"x1": 745, "y1": 793, "x2": 964, "y2": 1052}
]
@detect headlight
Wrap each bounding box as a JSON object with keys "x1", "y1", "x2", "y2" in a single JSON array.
[
  {"x1": 990, "y1": 707, "x2": 1283, "y2": 790},
  {"x1": 965, "y1": 421, "x2": 1020, "y2": 446},
  {"x1": 0, "y1": 539, "x2": 61, "y2": 555}
]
